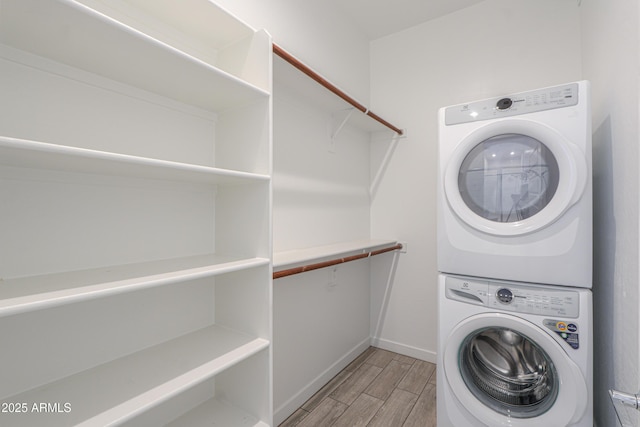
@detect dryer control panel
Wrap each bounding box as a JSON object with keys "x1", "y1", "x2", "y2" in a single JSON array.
[
  {"x1": 444, "y1": 82, "x2": 579, "y2": 125},
  {"x1": 445, "y1": 275, "x2": 580, "y2": 318}
]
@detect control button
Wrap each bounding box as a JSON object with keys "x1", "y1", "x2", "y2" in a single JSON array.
[
  {"x1": 496, "y1": 98, "x2": 513, "y2": 110},
  {"x1": 496, "y1": 288, "x2": 513, "y2": 304}
]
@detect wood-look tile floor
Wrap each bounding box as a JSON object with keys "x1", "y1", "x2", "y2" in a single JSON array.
[{"x1": 279, "y1": 347, "x2": 437, "y2": 427}]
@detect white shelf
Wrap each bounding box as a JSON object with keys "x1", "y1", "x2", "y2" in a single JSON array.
[
  {"x1": 0, "y1": 255, "x2": 269, "y2": 318},
  {"x1": 0, "y1": 0, "x2": 269, "y2": 112},
  {"x1": 1, "y1": 326, "x2": 269, "y2": 427},
  {"x1": 112, "y1": 0, "x2": 257, "y2": 54},
  {"x1": 166, "y1": 398, "x2": 269, "y2": 427},
  {"x1": 273, "y1": 239, "x2": 398, "y2": 271},
  {"x1": 0, "y1": 136, "x2": 270, "y2": 185}
]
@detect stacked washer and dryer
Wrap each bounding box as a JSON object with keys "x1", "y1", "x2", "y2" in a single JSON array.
[{"x1": 436, "y1": 81, "x2": 593, "y2": 426}]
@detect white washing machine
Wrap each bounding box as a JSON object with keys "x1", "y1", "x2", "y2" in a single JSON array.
[
  {"x1": 437, "y1": 81, "x2": 592, "y2": 288},
  {"x1": 437, "y1": 274, "x2": 592, "y2": 427}
]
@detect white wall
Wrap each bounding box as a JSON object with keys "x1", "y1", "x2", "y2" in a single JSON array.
[
  {"x1": 271, "y1": 80, "x2": 371, "y2": 250},
  {"x1": 581, "y1": 0, "x2": 640, "y2": 426},
  {"x1": 215, "y1": 0, "x2": 373, "y2": 251},
  {"x1": 213, "y1": 0, "x2": 370, "y2": 103},
  {"x1": 270, "y1": 71, "x2": 373, "y2": 424},
  {"x1": 369, "y1": 0, "x2": 582, "y2": 361}
]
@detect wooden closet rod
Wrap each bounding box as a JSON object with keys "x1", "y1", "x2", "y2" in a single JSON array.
[
  {"x1": 273, "y1": 43, "x2": 404, "y2": 136},
  {"x1": 273, "y1": 243, "x2": 403, "y2": 280}
]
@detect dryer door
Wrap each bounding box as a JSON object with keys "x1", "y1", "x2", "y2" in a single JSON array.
[
  {"x1": 444, "y1": 119, "x2": 587, "y2": 236},
  {"x1": 443, "y1": 313, "x2": 587, "y2": 427}
]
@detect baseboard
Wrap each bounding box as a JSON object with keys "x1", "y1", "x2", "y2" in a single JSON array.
[
  {"x1": 273, "y1": 337, "x2": 371, "y2": 425},
  {"x1": 370, "y1": 336, "x2": 437, "y2": 364}
]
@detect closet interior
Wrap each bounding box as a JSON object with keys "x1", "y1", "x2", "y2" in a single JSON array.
[{"x1": 0, "y1": 0, "x2": 405, "y2": 425}]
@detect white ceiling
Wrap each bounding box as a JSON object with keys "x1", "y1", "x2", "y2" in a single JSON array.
[{"x1": 327, "y1": 0, "x2": 487, "y2": 40}]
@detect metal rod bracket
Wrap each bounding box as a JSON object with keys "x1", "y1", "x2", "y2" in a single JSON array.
[
  {"x1": 329, "y1": 108, "x2": 356, "y2": 152},
  {"x1": 610, "y1": 389, "x2": 640, "y2": 427}
]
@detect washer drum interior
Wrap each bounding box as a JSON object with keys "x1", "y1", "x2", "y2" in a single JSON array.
[{"x1": 459, "y1": 327, "x2": 559, "y2": 418}]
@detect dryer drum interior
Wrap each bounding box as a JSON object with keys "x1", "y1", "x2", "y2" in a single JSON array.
[
  {"x1": 458, "y1": 134, "x2": 560, "y2": 223},
  {"x1": 459, "y1": 327, "x2": 560, "y2": 418}
]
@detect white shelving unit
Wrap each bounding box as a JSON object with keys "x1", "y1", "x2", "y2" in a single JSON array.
[{"x1": 0, "y1": 0, "x2": 272, "y2": 425}]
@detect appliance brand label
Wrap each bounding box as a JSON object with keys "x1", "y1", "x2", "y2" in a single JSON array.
[{"x1": 543, "y1": 319, "x2": 579, "y2": 349}]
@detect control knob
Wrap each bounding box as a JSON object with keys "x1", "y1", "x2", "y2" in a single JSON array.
[
  {"x1": 496, "y1": 288, "x2": 513, "y2": 304},
  {"x1": 496, "y1": 98, "x2": 513, "y2": 110}
]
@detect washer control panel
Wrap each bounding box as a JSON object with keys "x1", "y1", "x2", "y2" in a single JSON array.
[
  {"x1": 445, "y1": 275, "x2": 580, "y2": 318},
  {"x1": 444, "y1": 82, "x2": 579, "y2": 125}
]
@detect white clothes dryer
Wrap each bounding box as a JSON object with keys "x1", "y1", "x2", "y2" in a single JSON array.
[
  {"x1": 437, "y1": 274, "x2": 592, "y2": 427},
  {"x1": 437, "y1": 81, "x2": 592, "y2": 288}
]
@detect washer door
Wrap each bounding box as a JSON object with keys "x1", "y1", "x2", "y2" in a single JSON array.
[
  {"x1": 444, "y1": 119, "x2": 587, "y2": 236},
  {"x1": 443, "y1": 313, "x2": 587, "y2": 426}
]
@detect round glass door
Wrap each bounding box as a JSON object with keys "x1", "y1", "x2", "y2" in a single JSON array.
[
  {"x1": 443, "y1": 313, "x2": 588, "y2": 426},
  {"x1": 459, "y1": 327, "x2": 559, "y2": 418},
  {"x1": 458, "y1": 134, "x2": 560, "y2": 223},
  {"x1": 443, "y1": 119, "x2": 588, "y2": 236}
]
